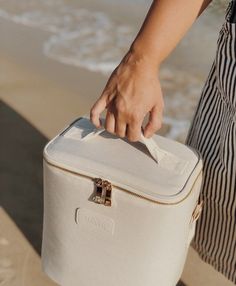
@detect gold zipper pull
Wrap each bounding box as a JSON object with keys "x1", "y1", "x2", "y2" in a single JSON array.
[
  {"x1": 103, "y1": 180, "x2": 112, "y2": 206},
  {"x1": 93, "y1": 178, "x2": 112, "y2": 206},
  {"x1": 93, "y1": 178, "x2": 103, "y2": 204}
]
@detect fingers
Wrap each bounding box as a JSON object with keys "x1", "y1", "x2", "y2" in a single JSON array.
[
  {"x1": 91, "y1": 95, "x2": 163, "y2": 141},
  {"x1": 90, "y1": 90, "x2": 110, "y2": 128},
  {"x1": 143, "y1": 105, "x2": 163, "y2": 138},
  {"x1": 115, "y1": 116, "x2": 127, "y2": 138},
  {"x1": 105, "y1": 109, "x2": 116, "y2": 134},
  {"x1": 103, "y1": 99, "x2": 141, "y2": 141},
  {"x1": 105, "y1": 106, "x2": 128, "y2": 138},
  {"x1": 126, "y1": 117, "x2": 143, "y2": 142},
  {"x1": 90, "y1": 61, "x2": 164, "y2": 142}
]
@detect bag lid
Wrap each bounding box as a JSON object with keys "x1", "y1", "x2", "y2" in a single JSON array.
[{"x1": 43, "y1": 116, "x2": 203, "y2": 204}]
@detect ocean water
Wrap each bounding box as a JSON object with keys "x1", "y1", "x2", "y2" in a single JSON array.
[
  {"x1": 0, "y1": 0, "x2": 227, "y2": 141},
  {"x1": 0, "y1": 0, "x2": 139, "y2": 74}
]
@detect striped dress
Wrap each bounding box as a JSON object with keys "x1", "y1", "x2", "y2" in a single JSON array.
[{"x1": 185, "y1": 1, "x2": 236, "y2": 283}]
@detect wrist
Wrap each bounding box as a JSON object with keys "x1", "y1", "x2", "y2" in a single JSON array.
[{"x1": 128, "y1": 40, "x2": 162, "y2": 72}]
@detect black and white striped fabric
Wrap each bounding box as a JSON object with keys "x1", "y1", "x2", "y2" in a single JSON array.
[{"x1": 185, "y1": 1, "x2": 236, "y2": 283}]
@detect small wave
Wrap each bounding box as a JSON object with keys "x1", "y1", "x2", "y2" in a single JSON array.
[
  {"x1": 43, "y1": 10, "x2": 133, "y2": 74},
  {"x1": 0, "y1": 0, "x2": 134, "y2": 74},
  {"x1": 163, "y1": 116, "x2": 190, "y2": 141}
]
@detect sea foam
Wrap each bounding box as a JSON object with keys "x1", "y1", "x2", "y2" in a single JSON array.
[{"x1": 0, "y1": 0, "x2": 134, "y2": 74}]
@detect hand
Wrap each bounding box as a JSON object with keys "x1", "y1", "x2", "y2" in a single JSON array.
[{"x1": 89, "y1": 49, "x2": 165, "y2": 142}]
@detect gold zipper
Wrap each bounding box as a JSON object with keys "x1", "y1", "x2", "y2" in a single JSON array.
[
  {"x1": 43, "y1": 156, "x2": 202, "y2": 207},
  {"x1": 93, "y1": 178, "x2": 112, "y2": 206}
]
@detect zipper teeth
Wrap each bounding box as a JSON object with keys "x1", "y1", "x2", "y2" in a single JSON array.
[{"x1": 43, "y1": 157, "x2": 202, "y2": 206}]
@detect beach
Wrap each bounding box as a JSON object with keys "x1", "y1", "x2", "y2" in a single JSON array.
[
  {"x1": 0, "y1": 0, "x2": 235, "y2": 285},
  {"x1": 0, "y1": 0, "x2": 226, "y2": 141}
]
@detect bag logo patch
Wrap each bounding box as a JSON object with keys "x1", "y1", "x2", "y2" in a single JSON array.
[{"x1": 75, "y1": 208, "x2": 115, "y2": 235}]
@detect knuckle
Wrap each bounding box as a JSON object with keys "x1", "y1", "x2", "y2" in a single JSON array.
[
  {"x1": 115, "y1": 98, "x2": 126, "y2": 113},
  {"x1": 130, "y1": 113, "x2": 141, "y2": 123}
]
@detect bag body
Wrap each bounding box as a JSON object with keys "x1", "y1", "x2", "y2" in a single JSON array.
[{"x1": 41, "y1": 115, "x2": 204, "y2": 286}]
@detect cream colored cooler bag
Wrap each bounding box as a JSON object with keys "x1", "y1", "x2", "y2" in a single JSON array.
[{"x1": 41, "y1": 115, "x2": 204, "y2": 286}]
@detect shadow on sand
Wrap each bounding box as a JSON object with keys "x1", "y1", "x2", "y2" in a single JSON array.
[{"x1": 0, "y1": 100, "x2": 47, "y2": 255}]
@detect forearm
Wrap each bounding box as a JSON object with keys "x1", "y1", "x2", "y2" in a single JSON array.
[{"x1": 130, "y1": 0, "x2": 213, "y2": 69}]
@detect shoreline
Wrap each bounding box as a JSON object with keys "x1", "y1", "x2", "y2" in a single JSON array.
[{"x1": 0, "y1": 6, "x2": 226, "y2": 141}]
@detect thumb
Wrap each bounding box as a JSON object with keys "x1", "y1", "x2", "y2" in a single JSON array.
[
  {"x1": 90, "y1": 91, "x2": 109, "y2": 128},
  {"x1": 143, "y1": 105, "x2": 163, "y2": 138}
]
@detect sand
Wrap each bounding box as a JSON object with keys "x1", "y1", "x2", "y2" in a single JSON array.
[
  {"x1": 0, "y1": 17, "x2": 108, "y2": 139},
  {"x1": 0, "y1": 207, "x2": 57, "y2": 285}
]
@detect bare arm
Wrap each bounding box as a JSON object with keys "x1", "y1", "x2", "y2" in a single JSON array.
[
  {"x1": 130, "y1": 0, "x2": 213, "y2": 68},
  {"x1": 90, "y1": 0, "x2": 213, "y2": 141}
]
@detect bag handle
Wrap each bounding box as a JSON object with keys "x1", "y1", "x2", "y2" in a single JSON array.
[{"x1": 80, "y1": 125, "x2": 173, "y2": 164}]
